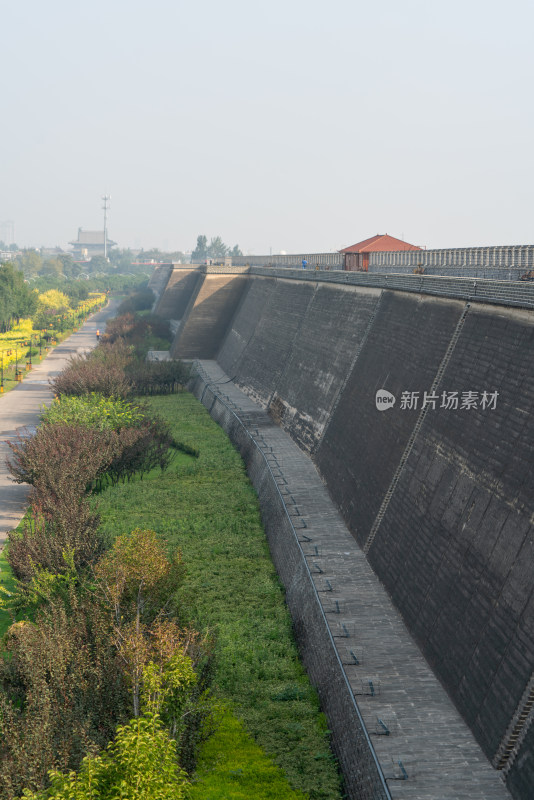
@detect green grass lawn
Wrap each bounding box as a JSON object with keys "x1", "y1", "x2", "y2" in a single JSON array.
[
  {"x1": 190, "y1": 708, "x2": 309, "y2": 800},
  {"x1": 96, "y1": 393, "x2": 343, "y2": 800}
]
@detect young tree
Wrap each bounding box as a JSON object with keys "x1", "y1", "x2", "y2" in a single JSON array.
[
  {"x1": 94, "y1": 529, "x2": 185, "y2": 717},
  {"x1": 20, "y1": 713, "x2": 190, "y2": 800},
  {"x1": 0, "y1": 262, "x2": 38, "y2": 329},
  {"x1": 191, "y1": 235, "x2": 208, "y2": 261},
  {"x1": 207, "y1": 236, "x2": 227, "y2": 259}
]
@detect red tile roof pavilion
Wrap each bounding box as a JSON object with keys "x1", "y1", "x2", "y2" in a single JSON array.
[{"x1": 340, "y1": 234, "x2": 421, "y2": 254}]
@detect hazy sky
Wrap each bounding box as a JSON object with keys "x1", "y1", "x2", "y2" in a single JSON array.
[{"x1": 2, "y1": 0, "x2": 533, "y2": 254}]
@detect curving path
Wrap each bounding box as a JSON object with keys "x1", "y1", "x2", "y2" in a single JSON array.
[{"x1": 0, "y1": 299, "x2": 120, "y2": 545}]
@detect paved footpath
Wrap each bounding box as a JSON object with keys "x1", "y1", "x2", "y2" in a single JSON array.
[{"x1": 0, "y1": 300, "x2": 120, "y2": 544}]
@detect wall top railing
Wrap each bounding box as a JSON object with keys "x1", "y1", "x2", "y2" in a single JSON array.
[
  {"x1": 250, "y1": 266, "x2": 534, "y2": 311},
  {"x1": 203, "y1": 265, "x2": 250, "y2": 275},
  {"x1": 156, "y1": 263, "x2": 534, "y2": 310}
]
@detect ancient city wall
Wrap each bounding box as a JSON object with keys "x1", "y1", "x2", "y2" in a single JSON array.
[
  {"x1": 215, "y1": 274, "x2": 534, "y2": 798},
  {"x1": 154, "y1": 267, "x2": 201, "y2": 320},
  {"x1": 219, "y1": 279, "x2": 382, "y2": 453},
  {"x1": 363, "y1": 304, "x2": 534, "y2": 761},
  {"x1": 170, "y1": 271, "x2": 249, "y2": 359},
  {"x1": 154, "y1": 265, "x2": 534, "y2": 798}
]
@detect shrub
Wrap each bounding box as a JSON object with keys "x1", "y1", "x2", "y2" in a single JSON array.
[
  {"x1": 50, "y1": 354, "x2": 132, "y2": 398},
  {"x1": 93, "y1": 530, "x2": 215, "y2": 768},
  {"x1": 102, "y1": 313, "x2": 173, "y2": 360},
  {"x1": 10, "y1": 400, "x2": 173, "y2": 515},
  {"x1": 117, "y1": 288, "x2": 155, "y2": 315},
  {"x1": 106, "y1": 415, "x2": 174, "y2": 484},
  {"x1": 94, "y1": 529, "x2": 185, "y2": 629},
  {"x1": 102, "y1": 312, "x2": 137, "y2": 343},
  {"x1": 50, "y1": 321, "x2": 187, "y2": 399},
  {"x1": 6, "y1": 425, "x2": 117, "y2": 579},
  {"x1": 0, "y1": 592, "x2": 130, "y2": 799},
  {"x1": 7, "y1": 424, "x2": 119, "y2": 503},
  {"x1": 41, "y1": 394, "x2": 145, "y2": 431},
  {"x1": 126, "y1": 360, "x2": 191, "y2": 396},
  {"x1": 6, "y1": 500, "x2": 102, "y2": 581},
  {"x1": 20, "y1": 713, "x2": 190, "y2": 800},
  {"x1": 88, "y1": 338, "x2": 133, "y2": 370}
]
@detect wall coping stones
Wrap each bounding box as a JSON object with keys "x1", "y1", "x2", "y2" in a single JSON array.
[
  {"x1": 203, "y1": 265, "x2": 251, "y2": 275},
  {"x1": 189, "y1": 359, "x2": 512, "y2": 800}
]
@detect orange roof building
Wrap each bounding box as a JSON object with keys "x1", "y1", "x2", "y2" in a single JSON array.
[{"x1": 340, "y1": 234, "x2": 421, "y2": 271}]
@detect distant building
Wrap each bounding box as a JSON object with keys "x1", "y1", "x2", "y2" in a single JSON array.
[
  {"x1": 340, "y1": 234, "x2": 421, "y2": 271},
  {"x1": 69, "y1": 228, "x2": 116, "y2": 260}
]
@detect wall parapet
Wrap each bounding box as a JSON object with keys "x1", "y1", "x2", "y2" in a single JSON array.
[{"x1": 203, "y1": 265, "x2": 251, "y2": 275}]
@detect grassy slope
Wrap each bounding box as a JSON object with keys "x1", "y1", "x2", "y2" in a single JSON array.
[
  {"x1": 96, "y1": 393, "x2": 343, "y2": 800},
  {"x1": 190, "y1": 709, "x2": 308, "y2": 800}
]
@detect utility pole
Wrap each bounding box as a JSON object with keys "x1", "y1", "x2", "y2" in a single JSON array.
[{"x1": 102, "y1": 195, "x2": 111, "y2": 260}]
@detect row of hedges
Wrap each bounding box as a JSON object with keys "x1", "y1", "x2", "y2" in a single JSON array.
[
  {"x1": 50, "y1": 313, "x2": 190, "y2": 398},
  {"x1": 1, "y1": 314, "x2": 343, "y2": 799},
  {"x1": 0, "y1": 380, "x2": 213, "y2": 797}
]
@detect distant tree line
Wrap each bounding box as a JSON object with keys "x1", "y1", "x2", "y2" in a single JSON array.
[
  {"x1": 191, "y1": 235, "x2": 243, "y2": 262},
  {"x1": 135, "y1": 247, "x2": 188, "y2": 263},
  {"x1": 7, "y1": 247, "x2": 191, "y2": 280},
  {"x1": 9, "y1": 249, "x2": 142, "y2": 280}
]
